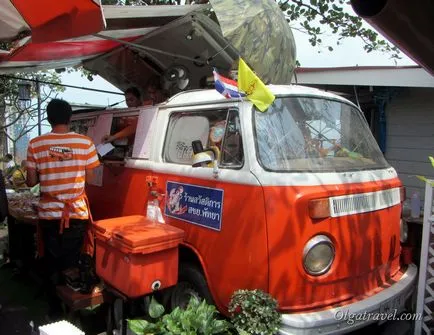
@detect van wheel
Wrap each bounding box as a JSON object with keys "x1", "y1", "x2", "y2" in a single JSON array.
[{"x1": 170, "y1": 263, "x2": 213, "y2": 310}]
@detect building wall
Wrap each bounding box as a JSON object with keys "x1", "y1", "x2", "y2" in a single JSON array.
[
  {"x1": 5, "y1": 105, "x2": 30, "y2": 164},
  {"x1": 385, "y1": 87, "x2": 434, "y2": 200}
]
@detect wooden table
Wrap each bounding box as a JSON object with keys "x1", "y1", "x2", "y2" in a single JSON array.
[
  {"x1": 56, "y1": 284, "x2": 111, "y2": 331},
  {"x1": 6, "y1": 207, "x2": 38, "y2": 268},
  {"x1": 56, "y1": 285, "x2": 108, "y2": 312}
]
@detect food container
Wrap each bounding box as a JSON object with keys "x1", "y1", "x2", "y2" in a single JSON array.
[
  {"x1": 94, "y1": 215, "x2": 185, "y2": 298},
  {"x1": 39, "y1": 320, "x2": 84, "y2": 335}
]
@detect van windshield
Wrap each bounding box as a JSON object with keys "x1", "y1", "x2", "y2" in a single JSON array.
[{"x1": 254, "y1": 96, "x2": 389, "y2": 172}]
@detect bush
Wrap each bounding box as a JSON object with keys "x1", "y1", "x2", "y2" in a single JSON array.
[
  {"x1": 128, "y1": 296, "x2": 232, "y2": 335},
  {"x1": 228, "y1": 289, "x2": 281, "y2": 335}
]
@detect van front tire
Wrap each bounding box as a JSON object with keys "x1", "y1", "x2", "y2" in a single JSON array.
[{"x1": 170, "y1": 263, "x2": 213, "y2": 310}]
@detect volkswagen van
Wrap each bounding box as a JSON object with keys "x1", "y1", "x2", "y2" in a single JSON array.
[{"x1": 72, "y1": 84, "x2": 417, "y2": 334}]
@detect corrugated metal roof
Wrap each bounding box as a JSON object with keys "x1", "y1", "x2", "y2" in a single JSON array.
[{"x1": 295, "y1": 66, "x2": 434, "y2": 88}]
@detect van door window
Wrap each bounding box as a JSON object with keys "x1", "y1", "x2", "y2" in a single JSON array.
[
  {"x1": 220, "y1": 109, "x2": 244, "y2": 168},
  {"x1": 163, "y1": 109, "x2": 244, "y2": 168}
]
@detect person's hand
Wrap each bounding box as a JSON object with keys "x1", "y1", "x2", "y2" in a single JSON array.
[{"x1": 102, "y1": 134, "x2": 115, "y2": 144}]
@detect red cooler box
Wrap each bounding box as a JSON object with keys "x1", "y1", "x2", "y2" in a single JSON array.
[{"x1": 93, "y1": 215, "x2": 185, "y2": 298}]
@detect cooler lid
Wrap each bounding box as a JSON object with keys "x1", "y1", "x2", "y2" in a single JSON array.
[
  {"x1": 112, "y1": 223, "x2": 185, "y2": 250},
  {"x1": 93, "y1": 215, "x2": 184, "y2": 250},
  {"x1": 93, "y1": 215, "x2": 147, "y2": 235}
]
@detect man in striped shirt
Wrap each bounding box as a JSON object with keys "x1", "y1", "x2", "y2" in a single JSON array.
[{"x1": 26, "y1": 98, "x2": 100, "y2": 318}]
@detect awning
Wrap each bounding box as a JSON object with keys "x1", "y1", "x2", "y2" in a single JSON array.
[
  {"x1": 350, "y1": 0, "x2": 434, "y2": 76},
  {"x1": 79, "y1": 11, "x2": 238, "y2": 94},
  {"x1": 0, "y1": 2, "x2": 295, "y2": 95},
  {"x1": 0, "y1": 5, "x2": 208, "y2": 74},
  {"x1": 0, "y1": 0, "x2": 105, "y2": 43}
]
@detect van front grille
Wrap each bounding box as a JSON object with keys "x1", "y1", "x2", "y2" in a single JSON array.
[{"x1": 329, "y1": 188, "x2": 401, "y2": 217}]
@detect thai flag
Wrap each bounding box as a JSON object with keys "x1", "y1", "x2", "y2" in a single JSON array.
[{"x1": 213, "y1": 68, "x2": 245, "y2": 99}]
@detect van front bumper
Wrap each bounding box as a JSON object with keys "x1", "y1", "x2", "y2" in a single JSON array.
[{"x1": 279, "y1": 263, "x2": 417, "y2": 335}]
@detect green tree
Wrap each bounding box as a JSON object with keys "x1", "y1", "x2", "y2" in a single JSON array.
[
  {"x1": 0, "y1": 49, "x2": 63, "y2": 157},
  {"x1": 278, "y1": 0, "x2": 400, "y2": 59},
  {"x1": 100, "y1": 0, "x2": 401, "y2": 60}
]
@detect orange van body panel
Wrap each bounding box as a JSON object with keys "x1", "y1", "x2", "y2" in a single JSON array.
[
  {"x1": 87, "y1": 166, "x2": 402, "y2": 313},
  {"x1": 87, "y1": 166, "x2": 269, "y2": 312},
  {"x1": 264, "y1": 177, "x2": 402, "y2": 311}
]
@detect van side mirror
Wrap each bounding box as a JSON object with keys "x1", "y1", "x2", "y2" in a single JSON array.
[{"x1": 191, "y1": 140, "x2": 219, "y2": 178}]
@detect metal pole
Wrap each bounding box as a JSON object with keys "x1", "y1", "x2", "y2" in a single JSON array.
[
  {"x1": 415, "y1": 180, "x2": 434, "y2": 334},
  {"x1": 36, "y1": 79, "x2": 41, "y2": 136},
  {"x1": 0, "y1": 74, "x2": 124, "y2": 96}
]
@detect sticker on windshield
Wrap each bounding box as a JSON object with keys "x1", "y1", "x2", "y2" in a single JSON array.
[{"x1": 165, "y1": 181, "x2": 224, "y2": 231}]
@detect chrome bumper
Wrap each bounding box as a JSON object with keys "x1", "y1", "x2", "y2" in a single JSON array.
[{"x1": 279, "y1": 263, "x2": 417, "y2": 335}]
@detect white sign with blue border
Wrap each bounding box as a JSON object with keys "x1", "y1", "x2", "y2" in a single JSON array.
[{"x1": 165, "y1": 181, "x2": 224, "y2": 231}]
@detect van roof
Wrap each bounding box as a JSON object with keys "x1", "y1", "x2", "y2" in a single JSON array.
[{"x1": 164, "y1": 84, "x2": 356, "y2": 108}]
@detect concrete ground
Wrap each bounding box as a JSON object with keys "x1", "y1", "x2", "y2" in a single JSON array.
[
  {"x1": 0, "y1": 225, "x2": 49, "y2": 334},
  {"x1": 0, "y1": 225, "x2": 414, "y2": 335}
]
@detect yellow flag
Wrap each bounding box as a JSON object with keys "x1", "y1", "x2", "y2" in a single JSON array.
[{"x1": 237, "y1": 58, "x2": 275, "y2": 112}]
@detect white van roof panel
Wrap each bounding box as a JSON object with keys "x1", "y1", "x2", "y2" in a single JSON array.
[{"x1": 165, "y1": 85, "x2": 357, "y2": 108}]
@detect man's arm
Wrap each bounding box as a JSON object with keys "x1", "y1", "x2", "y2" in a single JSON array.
[
  {"x1": 26, "y1": 168, "x2": 39, "y2": 187},
  {"x1": 85, "y1": 140, "x2": 101, "y2": 184},
  {"x1": 103, "y1": 119, "x2": 138, "y2": 143}
]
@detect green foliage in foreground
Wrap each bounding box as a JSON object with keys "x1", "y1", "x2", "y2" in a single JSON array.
[{"x1": 128, "y1": 296, "x2": 232, "y2": 335}]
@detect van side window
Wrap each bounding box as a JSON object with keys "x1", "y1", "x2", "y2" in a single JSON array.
[
  {"x1": 70, "y1": 117, "x2": 96, "y2": 135},
  {"x1": 163, "y1": 109, "x2": 244, "y2": 169},
  {"x1": 104, "y1": 115, "x2": 138, "y2": 159}
]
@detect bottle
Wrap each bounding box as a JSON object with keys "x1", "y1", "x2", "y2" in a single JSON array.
[
  {"x1": 146, "y1": 199, "x2": 159, "y2": 222},
  {"x1": 402, "y1": 200, "x2": 411, "y2": 218},
  {"x1": 411, "y1": 192, "x2": 421, "y2": 218},
  {"x1": 147, "y1": 199, "x2": 165, "y2": 224}
]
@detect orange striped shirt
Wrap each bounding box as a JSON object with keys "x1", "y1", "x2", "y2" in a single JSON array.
[{"x1": 27, "y1": 132, "x2": 100, "y2": 220}]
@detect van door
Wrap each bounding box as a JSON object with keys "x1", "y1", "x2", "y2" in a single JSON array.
[{"x1": 151, "y1": 105, "x2": 268, "y2": 311}]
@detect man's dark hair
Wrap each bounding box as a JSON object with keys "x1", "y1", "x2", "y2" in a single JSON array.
[
  {"x1": 125, "y1": 87, "x2": 141, "y2": 100},
  {"x1": 46, "y1": 99, "x2": 72, "y2": 126},
  {"x1": 5, "y1": 154, "x2": 12, "y2": 160}
]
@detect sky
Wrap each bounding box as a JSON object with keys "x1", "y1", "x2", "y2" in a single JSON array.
[
  {"x1": 55, "y1": 27, "x2": 417, "y2": 109},
  {"x1": 32, "y1": 5, "x2": 417, "y2": 136}
]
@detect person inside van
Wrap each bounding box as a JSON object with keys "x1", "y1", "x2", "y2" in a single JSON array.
[
  {"x1": 124, "y1": 87, "x2": 143, "y2": 108},
  {"x1": 203, "y1": 119, "x2": 227, "y2": 165},
  {"x1": 11, "y1": 160, "x2": 28, "y2": 189},
  {"x1": 102, "y1": 78, "x2": 168, "y2": 145},
  {"x1": 3, "y1": 154, "x2": 16, "y2": 185}
]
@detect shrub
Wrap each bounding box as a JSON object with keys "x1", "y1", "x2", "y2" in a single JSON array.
[
  {"x1": 128, "y1": 296, "x2": 232, "y2": 335},
  {"x1": 228, "y1": 289, "x2": 281, "y2": 335}
]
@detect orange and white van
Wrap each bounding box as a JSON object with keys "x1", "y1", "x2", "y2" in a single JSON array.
[{"x1": 73, "y1": 84, "x2": 417, "y2": 334}]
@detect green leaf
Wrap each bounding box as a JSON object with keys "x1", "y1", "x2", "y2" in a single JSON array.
[
  {"x1": 416, "y1": 175, "x2": 434, "y2": 186},
  {"x1": 429, "y1": 156, "x2": 434, "y2": 168},
  {"x1": 236, "y1": 328, "x2": 250, "y2": 335},
  {"x1": 149, "y1": 296, "x2": 165, "y2": 319},
  {"x1": 128, "y1": 319, "x2": 156, "y2": 335}
]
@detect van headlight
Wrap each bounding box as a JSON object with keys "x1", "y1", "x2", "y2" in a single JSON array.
[
  {"x1": 400, "y1": 219, "x2": 408, "y2": 243},
  {"x1": 303, "y1": 235, "x2": 335, "y2": 275}
]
